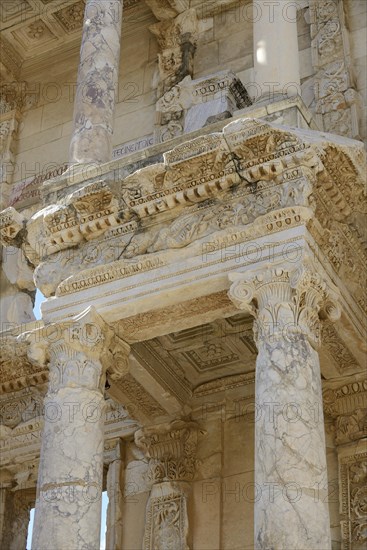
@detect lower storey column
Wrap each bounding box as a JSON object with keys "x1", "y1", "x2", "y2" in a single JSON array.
[
  {"x1": 0, "y1": 488, "x2": 32, "y2": 550},
  {"x1": 229, "y1": 265, "x2": 340, "y2": 549},
  {"x1": 29, "y1": 308, "x2": 130, "y2": 550}
]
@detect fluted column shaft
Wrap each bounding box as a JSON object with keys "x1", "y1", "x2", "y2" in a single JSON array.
[
  {"x1": 229, "y1": 265, "x2": 340, "y2": 549},
  {"x1": 253, "y1": 0, "x2": 300, "y2": 101},
  {"x1": 69, "y1": 0, "x2": 123, "y2": 165}
]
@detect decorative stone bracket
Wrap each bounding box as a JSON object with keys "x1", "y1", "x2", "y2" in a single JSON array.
[
  {"x1": 150, "y1": 7, "x2": 198, "y2": 95},
  {"x1": 0, "y1": 207, "x2": 25, "y2": 245}
]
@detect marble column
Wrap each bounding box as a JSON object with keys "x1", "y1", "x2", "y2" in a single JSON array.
[
  {"x1": 253, "y1": 0, "x2": 301, "y2": 101},
  {"x1": 69, "y1": 0, "x2": 123, "y2": 166},
  {"x1": 105, "y1": 439, "x2": 124, "y2": 550},
  {"x1": 135, "y1": 420, "x2": 203, "y2": 550},
  {"x1": 29, "y1": 307, "x2": 130, "y2": 550},
  {"x1": 229, "y1": 264, "x2": 341, "y2": 549},
  {"x1": 0, "y1": 489, "x2": 32, "y2": 550}
]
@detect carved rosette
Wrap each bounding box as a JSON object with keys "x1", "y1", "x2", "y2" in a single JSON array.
[
  {"x1": 228, "y1": 263, "x2": 341, "y2": 349},
  {"x1": 135, "y1": 419, "x2": 203, "y2": 483}
]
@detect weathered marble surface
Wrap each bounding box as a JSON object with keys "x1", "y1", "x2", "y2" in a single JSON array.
[
  {"x1": 0, "y1": 489, "x2": 32, "y2": 550},
  {"x1": 0, "y1": 247, "x2": 35, "y2": 326},
  {"x1": 69, "y1": 0, "x2": 123, "y2": 165},
  {"x1": 29, "y1": 308, "x2": 129, "y2": 550},
  {"x1": 254, "y1": 334, "x2": 331, "y2": 549},
  {"x1": 229, "y1": 265, "x2": 341, "y2": 549},
  {"x1": 105, "y1": 439, "x2": 124, "y2": 550},
  {"x1": 135, "y1": 420, "x2": 203, "y2": 550}
]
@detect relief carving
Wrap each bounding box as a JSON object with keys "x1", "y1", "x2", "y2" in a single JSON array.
[
  {"x1": 310, "y1": 0, "x2": 360, "y2": 138},
  {"x1": 339, "y1": 451, "x2": 367, "y2": 549},
  {"x1": 150, "y1": 8, "x2": 198, "y2": 95},
  {"x1": 136, "y1": 420, "x2": 204, "y2": 550},
  {"x1": 144, "y1": 492, "x2": 189, "y2": 550}
]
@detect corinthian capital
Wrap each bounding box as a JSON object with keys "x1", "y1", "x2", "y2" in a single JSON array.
[
  {"x1": 228, "y1": 263, "x2": 341, "y2": 347},
  {"x1": 135, "y1": 420, "x2": 204, "y2": 483},
  {"x1": 25, "y1": 306, "x2": 130, "y2": 392}
]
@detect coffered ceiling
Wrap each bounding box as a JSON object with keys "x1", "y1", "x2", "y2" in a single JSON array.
[{"x1": 0, "y1": 0, "x2": 149, "y2": 80}]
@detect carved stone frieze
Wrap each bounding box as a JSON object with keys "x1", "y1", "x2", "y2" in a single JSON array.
[
  {"x1": 339, "y1": 447, "x2": 367, "y2": 550},
  {"x1": 110, "y1": 374, "x2": 166, "y2": 419},
  {"x1": 309, "y1": 0, "x2": 361, "y2": 139},
  {"x1": 0, "y1": 336, "x2": 48, "y2": 394},
  {"x1": 1, "y1": 119, "x2": 365, "y2": 315},
  {"x1": 117, "y1": 290, "x2": 235, "y2": 342},
  {"x1": 323, "y1": 376, "x2": 367, "y2": 445},
  {"x1": 322, "y1": 321, "x2": 361, "y2": 374},
  {"x1": 193, "y1": 372, "x2": 255, "y2": 397}
]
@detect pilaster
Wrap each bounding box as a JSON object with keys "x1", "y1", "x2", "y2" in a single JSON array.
[
  {"x1": 135, "y1": 420, "x2": 203, "y2": 550},
  {"x1": 309, "y1": 0, "x2": 361, "y2": 139},
  {"x1": 323, "y1": 376, "x2": 367, "y2": 549},
  {"x1": 253, "y1": 0, "x2": 301, "y2": 102}
]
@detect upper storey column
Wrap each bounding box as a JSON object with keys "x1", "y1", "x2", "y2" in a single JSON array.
[
  {"x1": 69, "y1": 0, "x2": 123, "y2": 166},
  {"x1": 253, "y1": 0, "x2": 301, "y2": 102}
]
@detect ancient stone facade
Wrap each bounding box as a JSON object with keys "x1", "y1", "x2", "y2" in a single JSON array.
[{"x1": 0, "y1": 1, "x2": 366, "y2": 549}]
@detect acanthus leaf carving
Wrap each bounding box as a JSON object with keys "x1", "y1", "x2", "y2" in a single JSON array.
[
  {"x1": 228, "y1": 261, "x2": 341, "y2": 348},
  {"x1": 135, "y1": 419, "x2": 204, "y2": 483}
]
